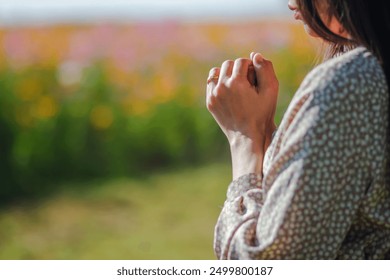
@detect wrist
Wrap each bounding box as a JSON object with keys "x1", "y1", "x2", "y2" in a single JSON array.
[{"x1": 229, "y1": 136, "x2": 264, "y2": 180}]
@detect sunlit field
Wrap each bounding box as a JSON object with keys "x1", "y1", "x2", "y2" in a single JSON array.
[
  {"x1": 0, "y1": 20, "x2": 317, "y2": 259},
  {"x1": 0, "y1": 163, "x2": 231, "y2": 259}
]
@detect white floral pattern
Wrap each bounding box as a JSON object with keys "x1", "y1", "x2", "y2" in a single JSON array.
[{"x1": 214, "y1": 47, "x2": 390, "y2": 259}]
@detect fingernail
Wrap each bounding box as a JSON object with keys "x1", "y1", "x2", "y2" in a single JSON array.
[{"x1": 254, "y1": 53, "x2": 264, "y2": 66}]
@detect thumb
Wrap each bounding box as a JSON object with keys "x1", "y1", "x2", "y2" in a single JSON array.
[{"x1": 252, "y1": 53, "x2": 278, "y2": 94}]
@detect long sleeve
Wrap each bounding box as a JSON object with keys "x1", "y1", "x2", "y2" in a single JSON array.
[{"x1": 213, "y1": 47, "x2": 390, "y2": 259}]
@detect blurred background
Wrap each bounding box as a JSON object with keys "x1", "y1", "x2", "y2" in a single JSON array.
[{"x1": 0, "y1": 0, "x2": 317, "y2": 259}]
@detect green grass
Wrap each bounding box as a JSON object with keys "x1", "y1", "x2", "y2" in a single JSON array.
[{"x1": 0, "y1": 162, "x2": 232, "y2": 259}]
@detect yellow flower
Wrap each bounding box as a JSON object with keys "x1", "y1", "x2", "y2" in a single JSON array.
[
  {"x1": 90, "y1": 105, "x2": 114, "y2": 130},
  {"x1": 33, "y1": 95, "x2": 58, "y2": 119}
]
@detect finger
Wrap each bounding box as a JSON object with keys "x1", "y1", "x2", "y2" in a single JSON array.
[
  {"x1": 207, "y1": 67, "x2": 221, "y2": 88},
  {"x1": 219, "y1": 60, "x2": 234, "y2": 82},
  {"x1": 206, "y1": 67, "x2": 220, "y2": 104},
  {"x1": 231, "y1": 58, "x2": 252, "y2": 78},
  {"x1": 247, "y1": 64, "x2": 257, "y2": 87},
  {"x1": 252, "y1": 53, "x2": 278, "y2": 93},
  {"x1": 248, "y1": 52, "x2": 258, "y2": 86}
]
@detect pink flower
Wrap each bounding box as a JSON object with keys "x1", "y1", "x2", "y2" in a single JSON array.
[{"x1": 3, "y1": 30, "x2": 37, "y2": 67}]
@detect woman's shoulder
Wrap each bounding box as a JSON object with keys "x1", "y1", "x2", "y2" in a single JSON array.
[
  {"x1": 267, "y1": 46, "x2": 388, "y2": 176},
  {"x1": 298, "y1": 46, "x2": 388, "y2": 106},
  {"x1": 280, "y1": 46, "x2": 388, "y2": 141}
]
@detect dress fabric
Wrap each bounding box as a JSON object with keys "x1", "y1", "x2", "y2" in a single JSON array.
[{"x1": 213, "y1": 46, "x2": 390, "y2": 259}]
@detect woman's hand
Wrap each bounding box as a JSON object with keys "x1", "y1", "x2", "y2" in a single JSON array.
[{"x1": 206, "y1": 53, "x2": 278, "y2": 179}]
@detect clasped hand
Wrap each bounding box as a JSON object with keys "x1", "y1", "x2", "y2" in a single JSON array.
[{"x1": 206, "y1": 52, "x2": 278, "y2": 179}]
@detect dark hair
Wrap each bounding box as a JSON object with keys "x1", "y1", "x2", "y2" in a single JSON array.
[{"x1": 297, "y1": 0, "x2": 390, "y2": 177}]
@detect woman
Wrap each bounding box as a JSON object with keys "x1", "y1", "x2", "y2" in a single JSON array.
[{"x1": 207, "y1": 0, "x2": 390, "y2": 259}]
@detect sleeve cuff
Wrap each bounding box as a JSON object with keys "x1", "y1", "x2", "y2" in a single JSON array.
[{"x1": 226, "y1": 173, "x2": 263, "y2": 202}]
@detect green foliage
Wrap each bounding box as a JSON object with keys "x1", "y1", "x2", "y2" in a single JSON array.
[{"x1": 0, "y1": 63, "x2": 228, "y2": 202}]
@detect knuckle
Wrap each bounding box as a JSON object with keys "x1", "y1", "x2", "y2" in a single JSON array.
[
  {"x1": 235, "y1": 58, "x2": 251, "y2": 70},
  {"x1": 222, "y1": 60, "x2": 234, "y2": 67},
  {"x1": 235, "y1": 58, "x2": 248, "y2": 64},
  {"x1": 228, "y1": 77, "x2": 240, "y2": 88},
  {"x1": 230, "y1": 74, "x2": 246, "y2": 85}
]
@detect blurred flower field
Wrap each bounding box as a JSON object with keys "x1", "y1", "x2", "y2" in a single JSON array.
[
  {"x1": 0, "y1": 20, "x2": 316, "y2": 202},
  {"x1": 0, "y1": 20, "x2": 317, "y2": 259}
]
